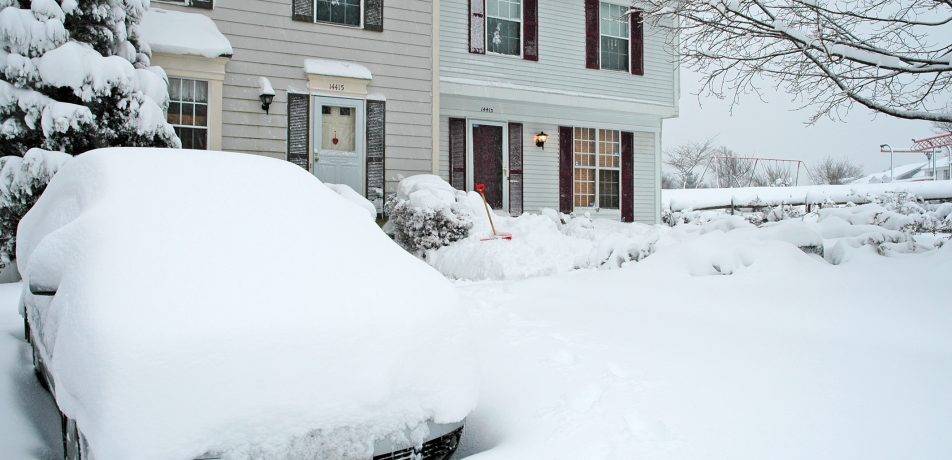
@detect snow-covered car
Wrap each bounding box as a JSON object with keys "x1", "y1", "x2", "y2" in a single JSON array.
[{"x1": 17, "y1": 148, "x2": 476, "y2": 459}]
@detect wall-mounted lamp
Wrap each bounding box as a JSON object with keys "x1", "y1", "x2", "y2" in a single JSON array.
[
  {"x1": 258, "y1": 77, "x2": 275, "y2": 113},
  {"x1": 534, "y1": 131, "x2": 549, "y2": 149}
]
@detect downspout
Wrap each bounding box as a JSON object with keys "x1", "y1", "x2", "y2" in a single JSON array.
[{"x1": 431, "y1": 0, "x2": 441, "y2": 175}]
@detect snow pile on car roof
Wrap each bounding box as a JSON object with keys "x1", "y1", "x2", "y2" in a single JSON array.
[{"x1": 16, "y1": 148, "x2": 476, "y2": 459}]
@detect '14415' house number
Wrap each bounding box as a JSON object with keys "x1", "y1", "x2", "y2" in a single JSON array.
[{"x1": 329, "y1": 83, "x2": 345, "y2": 91}]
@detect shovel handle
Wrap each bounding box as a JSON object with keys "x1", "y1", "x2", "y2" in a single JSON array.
[{"x1": 474, "y1": 183, "x2": 498, "y2": 236}]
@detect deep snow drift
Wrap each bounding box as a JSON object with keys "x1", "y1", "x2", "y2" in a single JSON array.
[{"x1": 15, "y1": 148, "x2": 475, "y2": 459}]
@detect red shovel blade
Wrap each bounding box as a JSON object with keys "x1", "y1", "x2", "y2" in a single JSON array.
[{"x1": 480, "y1": 232, "x2": 513, "y2": 241}]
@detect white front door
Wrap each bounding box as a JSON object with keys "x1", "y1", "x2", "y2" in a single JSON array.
[{"x1": 313, "y1": 97, "x2": 366, "y2": 195}]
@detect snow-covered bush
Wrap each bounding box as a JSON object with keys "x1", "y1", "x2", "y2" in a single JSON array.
[
  {"x1": 386, "y1": 175, "x2": 475, "y2": 254},
  {"x1": 0, "y1": 148, "x2": 68, "y2": 267},
  {"x1": 0, "y1": 1, "x2": 179, "y2": 154}
]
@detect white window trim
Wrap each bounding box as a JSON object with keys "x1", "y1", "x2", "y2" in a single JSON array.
[
  {"x1": 598, "y1": 1, "x2": 631, "y2": 72},
  {"x1": 313, "y1": 0, "x2": 364, "y2": 29},
  {"x1": 574, "y1": 127, "x2": 622, "y2": 212},
  {"x1": 485, "y1": 0, "x2": 524, "y2": 58}
]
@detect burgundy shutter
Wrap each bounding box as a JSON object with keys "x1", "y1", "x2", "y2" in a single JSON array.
[
  {"x1": 449, "y1": 118, "x2": 467, "y2": 190},
  {"x1": 523, "y1": 0, "x2": 538, "y2": 61},
  {"x1": 508, "y1": 123, "x2": 524, "y2": 215},
  {"x1": 286, "y1": 92, "x2": 310, "y2": 170},
  {"x1": 621, "y1": 131, "x2": 635, "y2": 222},
  {"x1": 366, "y1": 100, "x2": 386, "y2": 212},
  {"x1": 630, "y1": 11, "x2": 644, "y2": 75},
  {"x1": 190, "y1": 0, "x2": 213, "y2": 9},
  {"x1": 364, "y1": 0, "x2": 384, "y2": 31},
  {"x1": 291, "y1": 0, "x2": 313, "y2": 22},
  {"x1": 469, "y1": 0, "x2": 486, "y2": 54},
  {"x1": 584, "y1": 0, "x2": 599, "y2": 69},
  {"x1": 558, "y1": 126, "x2": 574, "y2": 214}
]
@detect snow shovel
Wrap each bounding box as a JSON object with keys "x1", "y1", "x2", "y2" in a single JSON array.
[{"x1": 475, "y1": 183, "x2": 512, "y2": 241}]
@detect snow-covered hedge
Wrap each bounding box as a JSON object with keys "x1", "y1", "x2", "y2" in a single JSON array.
[
  {"x1": 386, "y1": 175, "x2": 476, "y2": 254},
  {"x1": 0, "y1": 148, "x2": 69, "y2": 267}
]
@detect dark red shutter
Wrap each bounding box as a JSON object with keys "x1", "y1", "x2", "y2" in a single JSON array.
[
  {"x1": 364, "y1": 0, "x2": 384, "y2": 31},
  {"x1": 630, "y1": 11, "x2": 644, "y2": 75},
  {"x1": 286, "y1": 92, "x2": 310, "y2": 170},
  {"x1": 508, "y1": 123, "x2": 524, "y2": 215},
  {"x1": 558, "y1": 126, "x2": 574, "y2": 214},
  {"x1": 469, "y1": 0, "x2": 486, "y2": 54},
  {"x1": 621, "y1": 131, "x2": 634, "y2": 222},
  {"x1": 523, "y1": 0, "x2": 538, "y2": 61},
  {"x1": 585, "y1": 0, "x2": 599, "y2": 69},
  {"x1": 449, "y1": 118, "x2": 467, "y2": 190},
  {"x1": 366, "y1": 100, "x2": 386, "y2": 212}
]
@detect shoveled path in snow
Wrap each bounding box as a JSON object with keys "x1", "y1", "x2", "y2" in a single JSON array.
[{"x1": 456, "y1": 247, "x2": 952, "y2": 459}]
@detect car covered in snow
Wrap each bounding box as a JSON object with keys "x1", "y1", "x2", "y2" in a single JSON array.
[{"x1": 17, "y1": 148, "x2": 476, "y2": 459}]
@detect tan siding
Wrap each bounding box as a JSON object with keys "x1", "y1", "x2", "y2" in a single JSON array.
[{"x1": 156, "y1": 0, "x2": 435, "y2": 193}]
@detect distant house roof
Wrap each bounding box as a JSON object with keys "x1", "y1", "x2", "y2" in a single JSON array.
[
  {"x1": 140, "y1": 8, "x2": 233, "y2": 59},
  {"x1": 304, "y1": 58, "x2": 373, "y2": 80},
  {"x1": 853, "y1": 155, "x2": 952, "y2": 184}
]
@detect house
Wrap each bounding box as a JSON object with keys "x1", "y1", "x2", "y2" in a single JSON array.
[
  {"x1": 436, "y1": 0, "x2": 678, "y2": 223},
  {"x1": 142, "y1": 0, "x2": 678, "y2": 223},
  {"x1": 142, "y1": 0, "x2": 438, "y2": 212},
  {"x1": 853, "y1": 155, "x2": 952, "y2": 184}
]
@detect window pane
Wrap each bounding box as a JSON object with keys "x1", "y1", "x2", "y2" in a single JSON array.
[
  {"x1": 180, "y1": 103, "x2": 194, "y2": 126},
  {"x1": 167, "y1": 102, "x2": 181, "y2": 125},
  {"x1": 182, "y1": 79, "x2": 194, "y2": 102},
  {"x1": 322, "y1": 106, "x2": 356, "y2": 152},
  {"x1": 194, "y1": 80, "x2": 208, "y2": 103},
  {"x1": 599, "y1": 170, "x2": 620, "y2": 209},
  {"x1": 316, "y1": 0, "x2": 361, "y2": 26},
  {"x1": 169, "y1": 78, "x2": 182, "y2": 101},
  {"x1": 192, "y1": 128, "x2": 207, "y2": 150},
  {"x1": 487, "y1": 17, "x2": 521, "y2": 55},
  {"x1": 194, "y1": 103, "x2": 208, "y2": 127},
  {"x1": 487, "y1": 0, "x2": 499, "y2": 17},
  {"x1": 598, "y1": 129, "x2": 620, "y2": 168},
  {"x1": 601, "y1": 36, "x2": 629, "y2": 71}
]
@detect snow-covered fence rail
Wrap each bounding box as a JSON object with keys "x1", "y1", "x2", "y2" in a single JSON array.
[{"x1": 662, "y1": 182, "x2": 952, "y2": 212}]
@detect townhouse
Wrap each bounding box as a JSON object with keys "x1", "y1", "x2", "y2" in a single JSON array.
[{"x1": 143, "y1": 0, "x2": 678, "y2": 222}]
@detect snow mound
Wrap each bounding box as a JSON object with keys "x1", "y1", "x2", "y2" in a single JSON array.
[
  {"x1": 304, "y1": 58, "x2": 373, "y2": 80},
  {"x1": 16, "y1": 148, "x2": 475, "y2": 459},
  {"x1": 325, "y1": 183, "x2": 376, "y2": 219},
  {"x1": 140, "y1": 8, "x2": 233, "y2": 58}
]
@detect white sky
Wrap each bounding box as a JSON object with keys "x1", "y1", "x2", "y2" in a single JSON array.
[{"x1": 661, "y1": 69, "x2": 942, "y2": 183}]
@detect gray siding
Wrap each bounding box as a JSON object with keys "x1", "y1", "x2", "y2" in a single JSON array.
[
  {"x1": 633, "y1": 131, "x2": 657, "y2": 224},
  {"x1": 157, "y1": 0, "x2": 434, "y2": 193},
  {"x1": 439, "y1": 0, "x2": 678, "y2": 107}
]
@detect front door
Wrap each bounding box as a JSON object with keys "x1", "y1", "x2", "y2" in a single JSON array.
[
  {"x1": 471, "y1": 123, "x2": 507, "y2": 210},
  {"x1": 314, "y1": 97, "x2": 366, "y2": 195}
]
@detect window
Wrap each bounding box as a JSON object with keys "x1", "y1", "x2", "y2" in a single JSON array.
[
  {"x1": 573, "y1": 127, "x2": 621, "y2": 209},
  {"x1": 316, "y1": 0, "x2": 361, "y2": 27},
  {"x1": 487, "y1": 0, "x2": 522, "y2": 56},
  {"x1": 167, "y1": 77, "x2": 208, "y2": 150},
  {"x1": 320, "y1": 105, "x2": 357, "y2": 152},
  {"x1": 600, "y1": 2, "x2": 629, "y2": 71}
]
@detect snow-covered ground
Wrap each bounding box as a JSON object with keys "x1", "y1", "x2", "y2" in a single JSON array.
[{"x1": 3, "y1": 229, "x2": 950, "y2": 458}]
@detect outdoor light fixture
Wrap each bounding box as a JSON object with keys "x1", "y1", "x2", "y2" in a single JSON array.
[
  {"x1": 534, "y1": 131, "x2": 548, "y2": 149},
  {"x1": 258, "y1": 77, "x2": 276, "y2": 114}
]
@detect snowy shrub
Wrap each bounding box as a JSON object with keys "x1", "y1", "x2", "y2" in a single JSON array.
[
  {"x1": 0, "y1": 1, "x2": 179, "y2": 155},
  {"x1": 387, "y1": 175, "x2": 474, "y2": 254},
  {"x1": 0, "y1": 148, "x2": 69, "y2": 267}
]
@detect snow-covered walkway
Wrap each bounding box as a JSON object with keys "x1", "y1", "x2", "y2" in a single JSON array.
[{"x1": 2, "y1": 241, "x2": 950, "y2": 458}]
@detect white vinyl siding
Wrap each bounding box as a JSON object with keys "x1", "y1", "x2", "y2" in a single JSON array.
[{"x1": 441, "y1": 0, "x2": 677, "y2": 107}]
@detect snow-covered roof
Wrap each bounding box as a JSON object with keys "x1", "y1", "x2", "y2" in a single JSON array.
[
  {"x1": 140, "y1": 8, "x2": 233, "y2": 58},
  {"x1": 304, "y1": 58, "x2": 373, "y2": 80},
  {"x1": 853, "y1": 156, "x2": 951, "y2": 184}
]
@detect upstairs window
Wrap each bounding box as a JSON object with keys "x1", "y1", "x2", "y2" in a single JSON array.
[
  {"x1": 316, "y1": 0, "x2": 361, "y2": 27},
  {"x1": 487, "y1": 0, "x2": 522, "y2": 56},
  {"x1": 599, "y1": 2, "x2": 629, "y2": 71}
]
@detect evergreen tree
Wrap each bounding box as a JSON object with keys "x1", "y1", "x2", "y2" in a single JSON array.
[{"x1": 0, "y1": 0, "x2": 179, "y2": 157}]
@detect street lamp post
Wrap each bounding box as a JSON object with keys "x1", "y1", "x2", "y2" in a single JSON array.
[{"x1": 880, "y1": 144, "x2": 894, "y2": 182}]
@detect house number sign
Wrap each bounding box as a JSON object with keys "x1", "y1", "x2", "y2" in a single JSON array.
[
  {"x1": 480, "y1": 107, "x2": 495, "y2": 113},
  {"x1": 329, "y1": 82, "x2": 345, "y2": 91}
]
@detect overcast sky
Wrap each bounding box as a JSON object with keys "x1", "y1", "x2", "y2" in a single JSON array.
[{"x1": 661, "y1": 69, "x2": 941, "y2": 183}]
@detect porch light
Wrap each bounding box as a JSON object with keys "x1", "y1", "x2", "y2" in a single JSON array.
[
  {"x1": 534, "y1": 131, "x2": 548, "y2": 149},
  {"x1": 258, "y1": 77, "x2": 276, "y2": 113}
]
